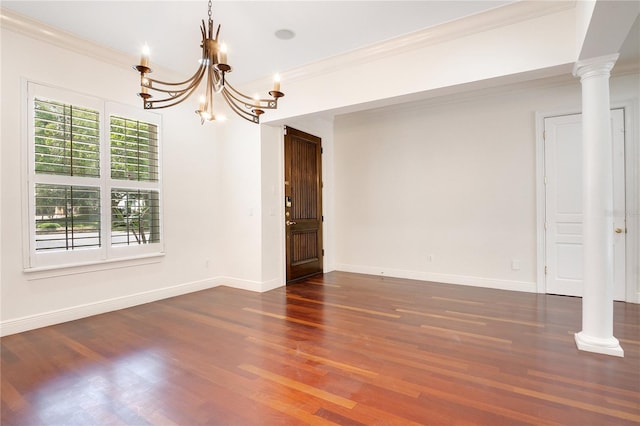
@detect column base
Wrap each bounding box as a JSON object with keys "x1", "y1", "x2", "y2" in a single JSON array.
[{"x1": 575, "y1": 332, "x2": 624, "y2": 357}]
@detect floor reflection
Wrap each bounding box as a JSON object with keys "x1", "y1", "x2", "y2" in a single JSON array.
[{"x1": 27, "y1": 348, "x2": 168, "y2": 424}]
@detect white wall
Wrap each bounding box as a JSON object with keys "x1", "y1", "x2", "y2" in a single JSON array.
[
  {"x1": 333, "y1": 73, "x2": 639, "y2": 294},
  {"x1": 214, "y1": 117, "x2": 265, "y2": 289},
  {"x1": 265, "y1": 4, "x2": 577, "y2": 123},
  {"x1": 259, "y1": 124, "x2": 284, "y2": 289},
  {"x1": 0, "y1": 27, "x2": 223, "y2": 334}
]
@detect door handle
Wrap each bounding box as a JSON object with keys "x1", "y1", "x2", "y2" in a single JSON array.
[
  {"x1": 615, "y1": 227, "x2": 624, "y2": 234},
  {"x1": 286, "y1": 220, "x2": 297, "y2": 226}
]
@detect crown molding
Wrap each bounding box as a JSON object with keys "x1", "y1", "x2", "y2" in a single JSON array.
[
  {"x1": 281, "y1": 1, "x2": 576, "y2": 84},
  {"x1": 613, "y1": 58, "x2": 640, "y2": 76},
  {"x1": 1, "y1": 7, "x2": 135, "y2": 69},
  {"x1": 0, "y1": 7, "x2": 181, "y2": 79}
]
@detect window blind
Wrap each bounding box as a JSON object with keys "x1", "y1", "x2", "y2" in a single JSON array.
[
  {"x1": 110, "y1": 116, "x2": 159, "y2": 181},
  {"x1": 28, "y1": 82, "x2": 163, "y2": 268},
  {"x1": 35, "y1": 184, "x2": 101, "y2": 251},
  {"x1": 111, "y1": 189, "x2": 160, "y2": 246},
  {"x1": 34, "y1": 98, "x2": 100, "y2": 177}
]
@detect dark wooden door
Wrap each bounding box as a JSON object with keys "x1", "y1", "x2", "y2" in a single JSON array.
[{"x1": 284, "y1": 126, "x2": 323, "y2": 283}]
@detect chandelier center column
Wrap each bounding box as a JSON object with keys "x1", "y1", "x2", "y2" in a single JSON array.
[{"x1": 573, "y1": 54, "x2": 623, "y2": 357}]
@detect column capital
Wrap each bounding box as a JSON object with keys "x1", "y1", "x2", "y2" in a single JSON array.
[{"x1": 573, "y1": 53, "x2": 619, "y2": 80}]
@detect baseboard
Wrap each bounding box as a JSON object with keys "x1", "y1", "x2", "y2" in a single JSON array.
[
  {"x1": 0, "y1": 278, "x2": 221, "y2": 337},
  {"x1": 334, "y1": 263, "x2": 537, "y2": 293},
  {"x1": 260, "y1": 277, "x2": 285, "y2": 292},
  {"x1": 218, "y1": 276, "x2": 284, "y2": 293}
]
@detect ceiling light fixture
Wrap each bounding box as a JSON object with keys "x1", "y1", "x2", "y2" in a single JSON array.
[
  {"x1": 275, "y1": 29, "x2": 295, "y2": 40},
  {"x1": 134, "y1": 0, "x2": 284, "y2": 124}
]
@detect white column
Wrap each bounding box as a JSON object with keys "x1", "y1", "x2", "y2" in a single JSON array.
[{"x1": 573, "y1": 54, "x2": 623, "y2": 357}]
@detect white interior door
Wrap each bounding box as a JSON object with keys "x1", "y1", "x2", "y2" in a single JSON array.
[{"x1": 544, "y1": 109, "x2": 625, "y2": 300}]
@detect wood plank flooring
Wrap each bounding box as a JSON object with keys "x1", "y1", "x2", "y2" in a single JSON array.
[{"x1": 2, "y1": 271, "x2": 639, "y2": 425}]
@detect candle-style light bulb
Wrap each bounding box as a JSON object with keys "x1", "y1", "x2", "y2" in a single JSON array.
[
  {"x1": 140, "y1": 44, "x2": 151, "y2": 67},
  {"x1": 273, "y1": 73, "x2": 281, "y2": 92},
  {"x1": 219, "y1": 43, "x2": 228, "y2": 65},
  {"x1": 199, "y1": 95, "x2": 206, "y2": 111}
]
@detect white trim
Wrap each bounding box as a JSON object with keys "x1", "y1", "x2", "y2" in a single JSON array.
[
  {"x1": 261, "y1": 278, "x2": 284, "y2": 293},
  {"x1": 217, "y1": 276, "x2": 284, "y2": 293},
  {"x1": 23, "y1": 252, "x2": 164, "y2": 280},
  {"x1": 623, "y1": 101, "x2": 640, "y2": 303},
  {"x1": 534, "y1": 111, "x2": 547, "y2": 294},
  {"x1": 1, "y1": 7, "x2": 135, "y2": 75},
  {"x1": 20, "y1": 78, "x2": 31, "y2": 269},
  {"x1": 335, "y1": 264, "x2": 536, "y2": 293},
  {"x1": 277, "y1": 125, "x2": 287, "y2": 285},
  {"x1": 0, "y1": 277, "x2": 220, "y2": 337}
]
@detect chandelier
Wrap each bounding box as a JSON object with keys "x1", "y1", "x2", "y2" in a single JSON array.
[{"x1": 134, "y1": 0, "x2": 284, "y2": 124}]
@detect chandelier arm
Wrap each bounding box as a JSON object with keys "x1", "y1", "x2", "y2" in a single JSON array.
[
  {"x1": 146, "y1": 86, "x2": 197, "y2": 97},
  {"x1": 146, "y1": 90, "x2": 198, "y2": 110},
  {"x1": 224, "y1": 81, "x2": 278, "y2": 110},
  {"x1": 222, "y1": 88, "x2": 256, "y2": 113},
  {"x1": 147, "y1": 79, "x2": 201, "y2": 96},
  {"x1": 145, "y1": 65, "x2": 206, "y2": 87},
  {"x1": 145, "y1": 74, "x2": 208, "y2": 110},
  {"x1": 143, "y1": 66, "x2": 206, "y2": 101},
  {"x1": 223, "y1": 81, "x2": 258, "y2": 104},
  {"x1": 221, "y1": 89, "x2": 259, "y2": 123}
]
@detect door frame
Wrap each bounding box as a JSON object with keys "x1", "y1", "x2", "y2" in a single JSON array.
[
  {"x1": 535, "y1": 101, "x2": 639, "y2": 302},
  {"x1": 283, "y1": 126, "x2": 324, "y2": 283}
]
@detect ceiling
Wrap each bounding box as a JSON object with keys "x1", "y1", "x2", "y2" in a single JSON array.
[{"x1": 1, "y1": 1, "x2": 516, "y2": 84}]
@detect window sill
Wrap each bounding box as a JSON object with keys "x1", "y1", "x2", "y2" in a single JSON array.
[{"x1": 23, "y1": 252, "x2": 165, "y2": 281}]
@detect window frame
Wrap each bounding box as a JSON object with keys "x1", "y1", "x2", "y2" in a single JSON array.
[{"x1": 24, "y1": 82, "x2": 164, "y2": 271}]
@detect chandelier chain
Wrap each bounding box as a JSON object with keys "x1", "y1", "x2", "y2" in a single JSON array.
[{"x1": 208, "y1": 0, "x2": 212, "y2": 22}]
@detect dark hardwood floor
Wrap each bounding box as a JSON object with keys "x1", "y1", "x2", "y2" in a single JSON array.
[{"x1": 2, "y1": 272, "x2": 639, "y2": 425}]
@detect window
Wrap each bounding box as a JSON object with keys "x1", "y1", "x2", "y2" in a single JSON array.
[
  {"x1": 35, "y1": 184, "x2": 102, "y2": 251},
  {"x1": 26, "y1": 83, "x2": 162, "y2": 269},
  {"x1": 109, "y1": 116, "x2": 160, "y2": 249}
]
